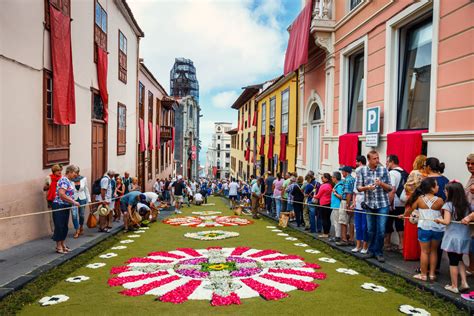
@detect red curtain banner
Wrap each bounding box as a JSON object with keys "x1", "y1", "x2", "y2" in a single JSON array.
[
  {"x1": 245, "y1": 148, "x2": 250, "y2": 162},
  {"x1": 49, "y1": 5, "x2": 76, "y2": 125},
  {"x1": 338, "y1": 133, "x2": 360, "y2": 168},
  {"x1": 156, "y1": 124, "x2": 160, "y2": 147},
  {"x1": 252, "y1": 109, "x2": 258, "y2": 127},
  {"x1": 259, "y1": 135, "x2": 265, "y2": 156},
  {"x1": 237, "y1": 116, "x2": 241, "y2": 131},
  {"x1": 283, "y1": 0, "x2": 312, "y2": 75},
  {"x1": 148, "y1": 122, "x2": 154, "y2": 150},
  {"x1": 139, "y1": 118, "x2": 145, "y2": 152},
  {"x1": 212, "y1": 166, "x2": 217, "y2": 177},
  {"x1": 171, "y1": 127, "x2": 175, "y2": 152},
  {"x1": 267, "y1": 134, "x2": 274, "y2": 158},
  {"x1": 97, "y1": 46, "x2": 109, "y2": 123},
  {"x1": 279, "y1": 133, "x2": 287, "y2": 161},
  {"x1": 387, "y1": 130, "x2": 426, "y2": 173}
]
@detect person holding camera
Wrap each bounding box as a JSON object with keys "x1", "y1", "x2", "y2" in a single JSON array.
[{"x1": 356, "y1": 150, "x2": 392, "y2": 263}]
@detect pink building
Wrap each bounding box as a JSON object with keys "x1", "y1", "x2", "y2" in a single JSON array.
[{"x1": 296, "y1": 0, "x2": 473, "y2": 181}]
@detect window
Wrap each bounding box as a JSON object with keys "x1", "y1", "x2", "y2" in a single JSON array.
[
  {"x1": 347, "y1": 52, "x2": 364, "y2": 133},
  {"x1": 43, "y1": 70, "x2": 70, "y2": 168},
  {"x1": 44, "y1": 0, "x2": 71, "y2": 29},
  {"x1": 189, "y1": 105, "x2": 193, "y2": 119},
  {"x1": 225, "y1": 153, "x2": 230, "y2": 158},
  {"x1": 397, "y1": 18, "x2": 432, "y2": 130},
  {"x1": 350, "y1": 0, "x2": 363, "y2": 10},
  {"x1": 261, "y1": 102, "x2": 266, "y2": 135},
  {"x1": 117, "y1": 103, "x2": 126, "y2": 155},
  {"x1": 217, "y1": 144, "x2": 220, "y2": 151},
  {"x1": 118, "y1": 31, "x2": 127, "y2": 83},
  {"x1": 92, "y1": 92, "x2": 105, "y2": 120},
  {"x1": 147, "y1": 92, "x2": 153, "y2": 180},
  {"x1": 217, "y1": 136, "x2": 220, "y2": 140},
  {"x1": 269, "y1": 97, "x2": 276, "y2": 132},
  {"x1": 226, "y1": 144, "x2": 230, "y2": 149},
  {"x1": 281, "y1": 90, "x2": 289, "y2": 133},
  {"x1": 225, "y1": 162, "x2": 229, "y2": 168},
  {"x1": 94, "y1": 1, "x2": 107, "y2": 55}
]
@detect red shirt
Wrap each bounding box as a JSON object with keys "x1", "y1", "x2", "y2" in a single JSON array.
[{"x1": 314, "y1": 182, "x2": 332, "y2": 206}]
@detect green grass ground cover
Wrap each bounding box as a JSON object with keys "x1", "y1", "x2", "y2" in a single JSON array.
[{"x1": 10, "y1": 197, "x2": 464, "y2": 315}]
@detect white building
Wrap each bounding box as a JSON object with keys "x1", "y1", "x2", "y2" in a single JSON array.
[
  {"x1": 0, "y1": 0, "x2": 143, "y2": 250},
  {"x1": 207, "y1": 122, "x2": 232, "y2": 179}
]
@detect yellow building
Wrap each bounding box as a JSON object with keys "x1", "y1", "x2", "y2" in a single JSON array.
[
  {"x1": 256, "y1": 72, "x2": 298, "y2": 176},
  {"x1": 228, "y1": 85, "x2": 261, "y2": 180}
]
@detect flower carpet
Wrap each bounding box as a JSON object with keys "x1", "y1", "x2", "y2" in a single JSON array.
[{"x1": 19, "y1": 197, "x2": 442, "y2": 315}]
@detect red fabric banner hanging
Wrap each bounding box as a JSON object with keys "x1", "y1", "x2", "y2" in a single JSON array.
[
  {"x1": 252, "y1": 109, "x2": 258, "y2": 127},
  {"x1": 247, "y1": 111, "x2": 251, "y2": 128},
  {"x1": 237, "y1": 116, "x2": 241, "y2": 131},
  {"x1": 148, "y1": 122, "x2": 154, "y2": 150},
  {"x1": 259, "y1": 135, "x2": 265, "y2": 156},
  {"x1": 279, "y1": 134, "x2": 287, "y2": 161},
  {"x1": 139, "y1": 118, "x2": 146, "y2": 152},
  {"x1": 387, "y1": 130, "x2": 426, "y2": 173},
  {"x1": 338, "y1": 133, "x2": 360, "y2": 168},
  {"x1": 245, "y1": 148, "x2": 250, "y2": 162},
  {"x1": 171, "y1": 127, "x2": 175, "y2": 152},
  {"x1": 267, "y1": 134, "x2": 274, "y2": 158},
  {"x1": 283, "y1": 0, "x2": 313, "y2": 75},
  {"x1": 156, "y1": 124, "x2": 161, "y2": 147},
  {"x1": 49, "y1": 5, "x2": 76, "y2": 125},
  {"x1": 97, "y1": 46, "x2": 109, "y2": 123}
]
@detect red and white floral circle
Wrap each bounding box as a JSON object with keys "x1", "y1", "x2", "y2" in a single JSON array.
[
  {"x1": 163, "y1": 216, "x2": 253, "y2": 227},
  {"x1": 108, "y1": 247, "x2": 326, "y2": 306}
]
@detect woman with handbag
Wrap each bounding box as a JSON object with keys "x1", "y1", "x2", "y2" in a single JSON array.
[{"x1": 72, "y1": 167, "x2": 91, "y2": 239}]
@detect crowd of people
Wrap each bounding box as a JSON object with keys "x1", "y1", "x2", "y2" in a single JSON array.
[{"x1": 42, "y1": 151, "x2": 474, "y2": 295}]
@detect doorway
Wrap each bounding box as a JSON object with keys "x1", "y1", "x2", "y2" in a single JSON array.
[
  {"x1": 309, "y1": 106, "x2": 323, "y2": 174},
  {"x1": 91, "y1": 90, "x2": 107, "y2": 183}
]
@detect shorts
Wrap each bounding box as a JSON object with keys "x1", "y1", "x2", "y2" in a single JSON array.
[
  {"x1": 418, "y1": 228, "x2": 444, "y2": 243},
  {"x1": 286, "y1": 202, "x2": 294, "y2": 212},
  {"x1": 120, "y1": 202, "x2": 128, "y2": 214},
  {"x1": 338, "y1": 201, "x2": 349, "y2": 225},
  {"x1": 229, "y1": 195, "x2": 238, "y2": 201},
  {"x1": 386, "y1": 206, "x2": 405, "y2": 233},
  {"x1": 175, "y1": 195, "x2": 184, "y2": 203}
]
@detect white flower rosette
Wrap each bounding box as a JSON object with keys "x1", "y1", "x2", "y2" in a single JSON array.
[
  {"x1": 99, "y1": 253, "x2": 118, "y2": 259},
  {"x1": 120, "y1": 239, "x2": 134, "y2": 244},
  {"x1": 66, "y1": 275, "x2": 90, "y2": 283},
  {"x1": 86, "y1": 263, "x2": 106, "y2": 269},
  {"x1": 139, "y1": 227, "x2": 149, "y2": 230},
  {"x1": 39, "y1": 294, "x2": 69, "y2": 306},
  {"x1": 285, "y1": 237, "x2": 298, "y2": 241},
  {"x1": 305, "y1": 249, "x2": 321, "y2": 254},
  {"x1": 294, "y1": 243, "x2": 309, "y2": 247},
  {"x1": 111, "y1": 246, "x2": 127, "y2": 250},
  {"x1": 271, "y1": 229, "x2": 282, "y2": 232},
  {"x1": 277, "y1": 233, "x2": 289, "y2": 236},
  {"x1": 184, "y1": 230, "x2": 240, "y2": 241},
  {"x1": 266, "y1": 226, "x2": 276, "y2": 229},
  {"x1": 361, "y1": 282, "x2": 387, "y2": 293},
  {"x1": 335, "y1": 268, "x2": 359, "y2": 275},
  {"x1": 128, "y1": 234, "x2": 141, "y2": 238},
  {"x1": 134, "y1": 230, "x2": 145, "y2": 234},
  {"x1": 398, "y1": 305, "x2": 430, "y2": 315},
  {"x1": 318, "y1": 257, "x2": 337, "y2": 263},
  {"x1": 192, "y1": 211, "x2": 222, "y2": 215}
]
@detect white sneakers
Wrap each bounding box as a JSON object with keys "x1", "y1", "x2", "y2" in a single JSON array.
[
  {"x1": 360, "y1": 248, "x2": 368, "y2": 254},
  {"x1": 351, "y1": 247, "x2": 361, "y2": 253},
  {"x1": 175, "y1": 209, "x2": 182, "y2": 214},
  {"x1": 352, "y1": 247, "x2": 369, "y2": 254}
]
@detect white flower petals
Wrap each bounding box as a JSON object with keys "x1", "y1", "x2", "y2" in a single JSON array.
[
  {"x1": 128, "y1": 235, "x2": 141, "y2": 238},
  {"x1": 86, "y1": 263, "x2": 106, "y2": 269},
  {"x1": 192, "y1": 211, "x2": 222, "y2": 215},
  {"x1": 318, "y1": 257, "x2": 337, "y2": 263},
  {"x1": 65, "y1": 275, "x2": 90, "y2": 283},
  {"x1": 120, "y1": 239, "x2": 134, "y2": 244},
  {"x1": 398, "y1": 305, "x2": 430, "y2": 315},
  {"x1": 139, "y1": 227, "x2": 149, "y2": 230},
  {"x1": 271, "y1": 229, "x2": 282, "y2": 232},
  {"x1": 294, "y1": 243, "x2": 308, "y2": 247},
  {"x1": 277, "y1": 233, "x2": 289, "y2": 236},
  {"x1": 336, "y1": 268, "x2": 359, "y2": 275},
  {"x1": 285, "y1": 237, "x2": 298, "y2": 241},
  {"x1": 111, "y1": 246, "x2": 127, "y2": 250},
  {"x1": 266, "y1": 226, "x2": 277, "y2": 229},
  {"x1": 361, "y1": 282, "x2": 387, "y2": 293},
  {"x1": 134, "y1": 230, "x2": 145, "y2": 233},
  {"x1": 184, "y1": 230, "x2": 239, "y2": 240},
  {"x1": 99, "y1": 253, "x2": 118, "y2": 259},
  {"x1": 305, "y1": 249, "x2": 321, "y2": 254},
  {"x1": 39, "y1": 294, "x2": 69, "y2": 306}
]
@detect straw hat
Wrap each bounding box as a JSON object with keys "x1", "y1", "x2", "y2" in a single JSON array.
[{"x1": 97, "y1": 205, "x2": 110, "y2": 216}]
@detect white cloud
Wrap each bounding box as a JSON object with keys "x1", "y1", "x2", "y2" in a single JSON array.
[{"x1": 211, "y1": 90, "x2": 239, "y2": 109}]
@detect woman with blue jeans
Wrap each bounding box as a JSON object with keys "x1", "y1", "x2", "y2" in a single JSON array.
[
  {"x1": 273, "y1": 173, "x2": 284, "y2": 219},
  {"x1": 72, "y1": 169, "x2": 91, "y2": 239}
]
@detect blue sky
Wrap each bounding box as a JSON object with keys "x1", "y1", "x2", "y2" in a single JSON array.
[{"x1": 128, "y1": 0, "x2": 304, "y2": 164}]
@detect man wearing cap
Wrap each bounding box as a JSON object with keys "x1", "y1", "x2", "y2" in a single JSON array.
[
  {"x1": 96, "y1": 170, "x2": 115, "y2": 233},
  {"x1": 120, "y1": 191, "x2": 145, "y2": 232},
  {"x1": 336, "y1": 166, "x2": 355, "y2": 246},
  {"x1": 173, "y1": 175, "x2": 186, "y2": 214}
]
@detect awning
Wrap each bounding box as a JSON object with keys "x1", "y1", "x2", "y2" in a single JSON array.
[
  {"x1": 283, "y1": 0, "x2": 313, "y2": 75},
  {"x1": 387, "y1": 130, "x2": 427, "y2": 173},
  {"x1": 338, "y1": 133, "x2": 360, "y2": 168}
]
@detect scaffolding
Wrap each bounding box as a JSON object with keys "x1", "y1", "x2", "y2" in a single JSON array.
[{"x1": 170, "y1": 58, "x2": 199, "y2": 102}]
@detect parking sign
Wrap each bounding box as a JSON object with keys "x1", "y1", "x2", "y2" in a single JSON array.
[{"x1": 366, "y1": 106, "x2": 380, "y2": 134}]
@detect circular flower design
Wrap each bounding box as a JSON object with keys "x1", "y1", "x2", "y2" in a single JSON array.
[
  {"x1": 318, "y1": 257, "x2": 337, "y2": 263},
  {"x1": 100, "y1": 253, "x2": 118, "y2": 259},
  {"x1": 184, "y1": 230, "x2": 240, "y2": 241},
  {"x1": 109, "y1": 247, "x2": 326, "y2": 306},
  {"x1": 294, "y1": 243, "x2": 309, "y2": 247},
  {"x1": 361, "y1": 282, "x2": 387, "y2": 293},
  {"x1": 111, "y1": 246, "x2": 127, "y2": 250},
  {"x1": 398, "y1": 305, "x2": 430, "y2": 315},
  {"x1": 335, "y1": 268, "x2": 358, "y2": 275},
  {"x1": 120, "y1": 240, "x2": 134, "y2": 244},
  {"x1": 87, "y1": 263, "x2": 106, "y2": 269},
  {"x1": 39, "y1": 294, "x2": 69, "y2": 306},
  {"x1": 285, "y1": 237, "x2": 298, "y2": 241},
  {"x1": 305, "y1": 249, "x2": 321, "y2": 254},
  {"x1": 266, "y1": 226, "x2": 276, "y2": 229},
  {"x1": 192, "y1": 211, "x2": 222, "y2": 215},
  {"x1": 163, "y1": 216, "x2": 253, "y2": 228},
  {"x1": 66, "y1": 275, "x2": 90, "y2": 283}
]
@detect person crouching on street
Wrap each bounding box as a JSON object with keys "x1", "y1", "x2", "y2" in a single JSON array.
[{"x1": 120, "y1": 191, "x2": 145, "y2": 232}]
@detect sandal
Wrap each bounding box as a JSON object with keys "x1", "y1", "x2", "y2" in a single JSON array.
[
  {"x1": 63, "y1": 245, "x2": 71, "y2": 252},
  {"x1": 56, "y1": 247, "x2": 67, "y2": 254},
  {"x1": 413, "y1": 274, "x2": 427, "y2": 281},
  {"x1": 460, "y1": 286, "x2": 470, "y2": 294},
  {"x1": 444, "y1": 284, "x2": 459, "y2": 294},
  {"x1": 429, "y1": 275, "x2": 437, "y2": 281},
  {"x1": 73, "y1": 231, "x2": 80, "y2": 239}
]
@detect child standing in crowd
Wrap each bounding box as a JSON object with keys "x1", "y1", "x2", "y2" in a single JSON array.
[
  {"x1": 435, "y1": 182, "x2": 471, "y2": 293},
  {"x1": 408, "y1": 177, "x2": 444, "y2": 281}
]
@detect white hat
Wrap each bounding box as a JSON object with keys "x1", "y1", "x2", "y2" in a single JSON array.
[{"x1": 177, "y1": 175, "x2": 183, "y2": 180}]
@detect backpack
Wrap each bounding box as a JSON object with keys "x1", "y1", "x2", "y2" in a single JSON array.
[
  {"x1": 92, "y1": 178, "x2": 103, "y2": 195},
  {"x1": 392, "y1": 168, "x2": 409, "y2": 198}
]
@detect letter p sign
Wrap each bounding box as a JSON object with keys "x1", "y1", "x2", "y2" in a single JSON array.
[{"x1": 366, "y1": 107, "x2": 380, "y2": 134}]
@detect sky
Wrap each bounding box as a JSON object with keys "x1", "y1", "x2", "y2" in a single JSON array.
[{"x1": 128, "y1": 0, "x2": 304, "y2": 165}]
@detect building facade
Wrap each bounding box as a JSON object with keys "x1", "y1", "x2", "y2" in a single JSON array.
[
  {"x1": 0, "y1": 0, "x2": 143, "y2": 250},
  {"x1": 295, "y1": 0, "x2": 473, "y2": 182},
  {"x1": 174, "y1": 96, "x2": 200, "y2": 179},
  {"x1": 137, "y1": 62, "x2": 176, "y2": 191},
  {"x1": 170, "y1": 58, "x2": 199, "y2": 102},
  {"x1": 256, "y1": 73, "x2": 299, "y2": 176},
  {"x1": 206, "y1": 122, "x2": 232, "y2": 179}
]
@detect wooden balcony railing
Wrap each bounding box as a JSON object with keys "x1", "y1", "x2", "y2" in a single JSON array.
[{"x1": 160, "y1": 126, "x2": 172, "y2": 141}]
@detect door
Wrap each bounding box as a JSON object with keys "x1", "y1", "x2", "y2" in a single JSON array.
[
  {"x1": 310, "y1": 124, "x2": 321, "y2": 173},
  {"x1": 92, "y1": 121, "x2": 107, "y2": 182}
]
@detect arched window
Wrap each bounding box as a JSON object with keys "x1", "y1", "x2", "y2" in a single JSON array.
[{"x1": 312, "y1": 106, "x2": 321, "y2": 121}]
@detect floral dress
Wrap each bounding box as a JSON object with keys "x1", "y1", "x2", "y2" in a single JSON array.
[{"x1": 53, "y1": 177, "x2": 75, "y2": 206}]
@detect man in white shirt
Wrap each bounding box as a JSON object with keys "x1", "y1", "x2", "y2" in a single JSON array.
[
  {"x1": 385, "y1": 154, "x2": 406, "y2": 251},
  {"x1": 194, "y1": 192, "x2": 203, "y2": 205},
  {"x1": 97, "y1": 170, "x2": 115, "y2": 233},
  {"x1": 153, "y1": 178, "x2": 161, "y2": 195},
  {"x1": 228, "y1": 178, "x2": 240, "y2": 209}
]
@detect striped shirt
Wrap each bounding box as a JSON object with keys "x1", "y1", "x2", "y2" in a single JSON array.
[{"x1": 356, "y1": 164, "x2": 391, "y2": 209}]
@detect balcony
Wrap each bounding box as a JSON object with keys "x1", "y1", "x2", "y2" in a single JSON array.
[
  {"x1": 160, "y1": 126, "x2": 172, "y2": 141},
  {"x1": 311, "y1": 0, "x2": 335, "y2": 32}
]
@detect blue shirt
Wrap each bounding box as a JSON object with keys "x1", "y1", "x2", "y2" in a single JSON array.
[
  {"x1": 433, "y1": 175, "x2": 449, "y2": 201},
  {"x1": 331, "y1": 182, "x2": 344, "y2": 208},
  {"x1": 342, "y1": 174, "x2": 356, "y2": 200},
  {"x1": 121, "y1": 191, "x2": 141, "y2": 206}
]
